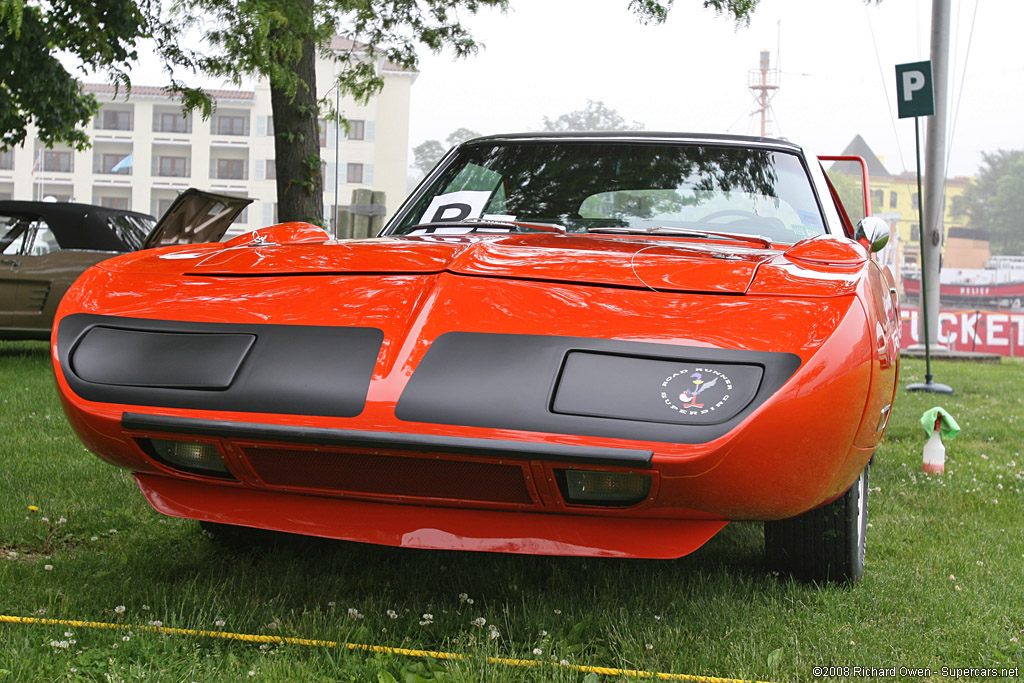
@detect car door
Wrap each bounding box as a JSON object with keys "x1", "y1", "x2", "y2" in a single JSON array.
[
  {"x1": 7, "y1": 219, "x2": 114, "y2": 338},
  {"x1": 0, "y1": 216, "x2": 30, "y2": 330}
]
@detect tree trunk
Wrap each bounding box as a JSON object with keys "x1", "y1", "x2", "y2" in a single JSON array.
[{"x1": 269, "y1": 24, "x2": 323, "y2": 225}]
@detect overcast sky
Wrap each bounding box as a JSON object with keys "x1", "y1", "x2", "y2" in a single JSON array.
[{"x1": 406, "y1": 0, "x2": 1018, "y2": 178}]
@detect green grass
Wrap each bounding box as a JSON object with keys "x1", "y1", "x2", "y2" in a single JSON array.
[{"x1": 1, "y1": 340, "x2": 1022, "y2": 682}]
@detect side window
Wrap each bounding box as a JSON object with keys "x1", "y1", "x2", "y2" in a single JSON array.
[
  {"x1": 1, "y1": 216, "x2": 30, "y2": 255},
  {"x1": 25, "y1": 222, "x2": 61, "y2": 255}
]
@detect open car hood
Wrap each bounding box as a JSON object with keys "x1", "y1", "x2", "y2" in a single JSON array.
[{"x1": 141, "y1": 188, "x2": 254, "y2": 250}]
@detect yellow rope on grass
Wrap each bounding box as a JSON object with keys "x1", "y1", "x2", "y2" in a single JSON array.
[{"x1": 0, "y1": 614, "x2": 775, "y2": 683}]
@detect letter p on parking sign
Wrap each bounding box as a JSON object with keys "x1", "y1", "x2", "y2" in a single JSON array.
[{"x1": 895, "y1": 61, "x2": 934, "y2": 118}]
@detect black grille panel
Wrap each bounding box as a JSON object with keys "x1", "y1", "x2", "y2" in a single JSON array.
[{"x1": 243, "y1": 447, "x2": 533, "y2": 504}]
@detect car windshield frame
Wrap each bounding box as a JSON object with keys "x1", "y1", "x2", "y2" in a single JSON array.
[{"x1": 388, "y1": 138, "x2": 833, "y2": 245}]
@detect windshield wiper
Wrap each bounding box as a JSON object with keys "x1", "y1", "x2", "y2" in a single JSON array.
[
  {"x1": 587, "y1": 226, "x2": 773, "y2": 248},
  {"x1": 409, "y1": 218, "x2": 566, "y2": 234}
]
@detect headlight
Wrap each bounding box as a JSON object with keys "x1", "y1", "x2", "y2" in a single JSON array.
[
  {"x1": 558, "y1": 469, "x2": 651, "y2": 506},
  {"x1": 143, "y1": 438, "x2": 233, "y2": 478}
]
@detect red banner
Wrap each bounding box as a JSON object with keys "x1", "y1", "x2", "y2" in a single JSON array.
[{"x1": 900, "y1": 308, "x2": 1024, "y2": 356}]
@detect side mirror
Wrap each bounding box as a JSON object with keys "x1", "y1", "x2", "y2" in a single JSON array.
[{"x1": 854, "y1": 216, "x2": 890, "y2": 253}]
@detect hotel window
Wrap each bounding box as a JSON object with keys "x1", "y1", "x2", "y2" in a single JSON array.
[
  {"x1": 265, "y1": 159, "x2": 276, "y2": 179},
  {"x1": 43, "y1": 151, "x2": 73, "y2": 172},
  {"x1": 100, "y1": 197, "x2": 130, "y2": 210},
  {"x1": 0, "y1": 150, "x2": 12, "y2": 170},
  {"x1": 346, "y1": 163, "x2": 363, "y2": 184},
  {"x1": 100, "y1": 153, "x2": 131, "y2": 174},
  {"x1": 97, "y1": 109, "x2": 132, "y2": 131},
  {"x1": 157, "y1": 156, "x2": 188, "y2": 177},
  {"x1": 889, "y1": 191, "x2": 898, "y2": 209},
  {"x1": 318, "y1": 118, "x2": 328, "y2": 147},
  {"x1": 215, "y1": 115, "x2": 247, "y2": 136},
  {"x1": 347, "y1": 119, "x2": 365, "y2": 140},
  {"x1": 215, "y1": 158, "x2": 246, "y2": 180},
  {"x1": 156, "y1": 112, "x2": 191, "y2": 134}
]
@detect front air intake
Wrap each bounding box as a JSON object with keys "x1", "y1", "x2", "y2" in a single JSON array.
[{"x1": 243, "y1": 446, "x2": 534, "y2": 505}]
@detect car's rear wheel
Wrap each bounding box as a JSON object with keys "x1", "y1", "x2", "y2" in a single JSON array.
[{"x1": 764, "y1": 463, "x2": 869, "y2": 584}]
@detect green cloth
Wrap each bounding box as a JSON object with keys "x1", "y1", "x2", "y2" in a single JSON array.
[{"x1": 921, "y1": 406, "x2": 960, "y2": 440}]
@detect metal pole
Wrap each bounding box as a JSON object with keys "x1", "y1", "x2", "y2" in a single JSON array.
[
  {"x1": 916, "y1": 117, "x2": 933, "y2": 382},
  {"x1": 908, "y1": 0, "x2": 952, "y2": 395},
  {"x1": 918, "y1": 0, "x2": 950, "y2": 352},
  {"x1": 334, "y1": 85, "x2": 340, "y2": 239},
  {"x1": 908, "y1": 115, "x2": 952, "y2": 394}
]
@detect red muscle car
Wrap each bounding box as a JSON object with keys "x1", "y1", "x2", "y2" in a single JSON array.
[{"x1": 52, "y1": 133, "x2": 898, "y2": 582}]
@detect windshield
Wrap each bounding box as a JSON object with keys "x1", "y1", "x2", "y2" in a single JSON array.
[
  {"x1": 108, "y1": 213, "x2": 156, "y2": 251},
  {"x1": 391, "y1": 141, "x2": 827, "y2": 244}
]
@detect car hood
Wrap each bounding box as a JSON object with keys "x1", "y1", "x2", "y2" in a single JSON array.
[
  {"x1": 180, "y1": 234, "x2": 778, "y2": 294},
  {"x1": 141, "y1": 188, "x2": 254, "y2": 250}
]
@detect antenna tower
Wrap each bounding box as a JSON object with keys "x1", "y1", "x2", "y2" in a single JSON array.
[{"x1": 748, "y1": 50, "x2": 780, "y2": 137}]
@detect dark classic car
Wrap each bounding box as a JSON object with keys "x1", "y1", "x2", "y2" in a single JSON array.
[
  {"x1": 52, "y1": 133, "x2": 898, "y2": 583},
  {"x1": 1, "y1": 189, "x2": 252, "y2": 339}
]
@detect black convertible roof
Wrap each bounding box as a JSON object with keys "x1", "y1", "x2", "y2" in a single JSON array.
[
  {"x1": 0, "y1": 200, "x2": 155, "y2": 252},
  {"x1": 461, "y1": 131, "x2": 803, "y2": 152}
]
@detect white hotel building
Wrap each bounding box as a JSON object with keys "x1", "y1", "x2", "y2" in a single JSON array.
[{"x1": 0, "y1": 38, "x2": 416, "y2": 234}]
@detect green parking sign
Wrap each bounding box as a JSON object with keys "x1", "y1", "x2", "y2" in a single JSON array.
[{"x1": 895, "y1": 61, "x2": 934, "y2": 118}]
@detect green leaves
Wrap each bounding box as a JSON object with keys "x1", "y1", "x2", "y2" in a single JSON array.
[
  {"x1": 956, "y1": 150, "x2": 1024, "y2": 254},
  {"x1": 1, "y1": 0, "x2": 147, "y2": 150}
]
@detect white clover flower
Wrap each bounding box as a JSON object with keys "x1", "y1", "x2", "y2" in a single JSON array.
[
  {"x1": 44, "y1": 564, "x2": 53, "y2": 571},
  {"x1": 386, "y1": 609, "x2": 398, "y2": 619},
  {"x1": 472, "y1": 617, "x2": 486, "y2": 628},
  {"x1": 64, "y1": 632, "x2": 73, "y2": 638},
  {"x1": 646, "y1": 644, "x2": 654, "y2": 650},
  {"x1": 122, "y1": 636, "x2": 130, "y2": 642},
  {"x1": 267, "y1": 622, "x2": 279, "y2": 630},
  {"x1": 458, "y1": 592, "x2": 468, "y2": 602},
  {"x1": 327, "y1": 601, "x2": 336, "y2": 607},
  {"x1": 488, "y1": 624, "x2": 500, "y2": 640},
  {"x1": 214, "y1": 619, "x2": 226, "y2": 627},
  {"x1": 348, "y1": 608, "x2": 364, "y2": 620},
  {"x1": 539, "y1": 630, "x2": 547, "y2": 636},
  {"x1": 114, "y1": 605, "x2": 126, "y2": 614},
  {"x1": 141, "y1": 605, "x2": 150, "y2": 611},
  {"x1": 58, "y1": 517, "x2": 67, "y2": 525},
  {"x1": 554, "y1": 609, "x2": 561, "y2": 615},
  {"x1": 419, "y1": 614, "x2": 434, "y2": 626},
  {"x1": 560, "y1": 659, "x2": 569, "y2": 666},
  {"x1": 533, "y1": 648, "x2": 543, "y2": 656}
]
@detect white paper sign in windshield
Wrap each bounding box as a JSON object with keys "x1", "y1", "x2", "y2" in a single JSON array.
[{"x1": 418, "y1": 191, "x2": 492, "y2": 225}]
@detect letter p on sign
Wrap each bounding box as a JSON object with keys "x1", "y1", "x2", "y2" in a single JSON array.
[{"x1": 895, "y1": 61, "x2": 934, "y2": 118}]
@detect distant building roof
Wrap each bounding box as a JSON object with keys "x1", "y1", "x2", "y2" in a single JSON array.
[
  {"x1": 829, "y1": 134, "x2": 891, "y2": 177},
  {"x1": 84, "y1": 83, "x2": 254, "y2": 101},
  {"x1": 329, "y1": 35, "x2": 416, "y2": 74}
]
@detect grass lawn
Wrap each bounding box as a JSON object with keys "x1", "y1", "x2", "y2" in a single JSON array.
[{"x1": 1, "y1": 340, "x2": 1021, "y2": 682}]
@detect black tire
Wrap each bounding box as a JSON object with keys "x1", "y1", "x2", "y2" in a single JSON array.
[{"x1": 765, "y1": 463, "x2": 869, "y2": 584}]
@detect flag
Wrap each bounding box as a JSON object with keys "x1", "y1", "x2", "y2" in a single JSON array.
[
  {"x1": 30, "y1": 151, "x2": 42, "y2": 175},
  {"x1": 111, "y1": 154, "x2": 133, "y2": 172}
]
